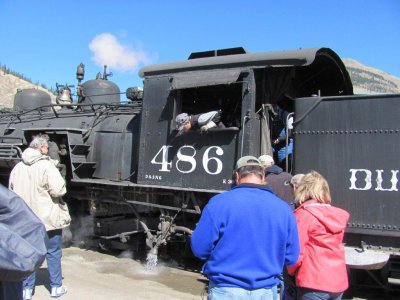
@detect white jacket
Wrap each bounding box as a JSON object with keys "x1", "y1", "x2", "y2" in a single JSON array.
[{"x1": 9, "y1": 148, "x2": 69, "y2": 231}]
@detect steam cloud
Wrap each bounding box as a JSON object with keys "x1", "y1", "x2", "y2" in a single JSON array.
[{"x1": 89, "y1": 33, "x2": 149, "y2": 72}]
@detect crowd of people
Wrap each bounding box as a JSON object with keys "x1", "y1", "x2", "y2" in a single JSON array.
[
  {"x1": 1, "y1": 136, "x2": 70, "y2": 299},
  {"x1": 1, "y1": 133, "x2": 349, "y2": 300},
  {"x1": 191, "y1": 155, "x2": 350, "y2": 300}
]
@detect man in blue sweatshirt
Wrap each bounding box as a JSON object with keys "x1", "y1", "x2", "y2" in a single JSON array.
[{"x1": 191, "y1": 156, "x2": 300, "y2": 300}]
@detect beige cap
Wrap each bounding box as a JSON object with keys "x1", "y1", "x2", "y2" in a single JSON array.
[
  {"x1": 235, "y1": 156, "x2": 261, "y2": 170},
  {"x1": 258, "y1": 155, "x2": 274, "y2": 167}
]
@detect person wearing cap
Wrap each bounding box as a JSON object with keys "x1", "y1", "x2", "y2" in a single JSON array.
[
  {"x1": 191, "y1": 155, "x2": 300, "y2": 300},
  {"x1": 175, "y1": 110, "x2": 225, "y2": 134},
  {"x1": 259, "y1": 154, "x2": 293, "y2": 207}
]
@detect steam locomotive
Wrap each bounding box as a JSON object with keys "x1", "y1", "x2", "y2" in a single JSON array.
[{"x1": 1, "y1": 47, "x2": 399, "y2": 290}]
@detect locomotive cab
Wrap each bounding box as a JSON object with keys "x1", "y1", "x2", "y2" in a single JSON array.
[{"x1": 137, "y1": 47, "x2": 353, "y2": 192}]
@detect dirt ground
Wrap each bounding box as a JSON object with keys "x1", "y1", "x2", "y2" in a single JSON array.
[
  {"x1": 32, "y1": 246, "x2": 207, "y2": 300},
  {"x1": 29, "y1": 246, "x2": 400, "y2": 300}
]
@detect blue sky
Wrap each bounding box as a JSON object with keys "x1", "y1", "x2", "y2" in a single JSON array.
[{"x1": 1, "y1": 0, "x2": 399, "y2": 97}]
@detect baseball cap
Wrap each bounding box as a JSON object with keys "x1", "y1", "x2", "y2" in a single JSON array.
[
  {"x1": 235, "y1": 156, "x2": 261, "y2": 170},
  {"x1": 258, "y1": 155, "x2": 274, "y2": 167},
  {"x1": 175, "y1": 113, "x2": 189, "y2": 132},
  {"x1": 290, "y1": 174, "x2": 305, "y2": 188}
]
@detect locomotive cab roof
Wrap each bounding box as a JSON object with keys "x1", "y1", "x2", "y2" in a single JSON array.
[{"x1": 139, "y1": 47, "x2": 353, "y2": 96}]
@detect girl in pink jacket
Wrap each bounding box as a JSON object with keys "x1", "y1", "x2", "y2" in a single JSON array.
[{"x1": 287, "y1": 171, "x2": 350, "y2": 300}]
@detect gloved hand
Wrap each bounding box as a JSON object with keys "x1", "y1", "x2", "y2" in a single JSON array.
[
  {"x1": 200, "y1": 125, "x2": 208, "y2": 133},
  {"x1": 200, "y1": 121, "x2": 217, "y2": 133}
]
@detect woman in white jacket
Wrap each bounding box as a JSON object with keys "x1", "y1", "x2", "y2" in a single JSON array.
[{"x1": 9, "y1": 136, "x2": 70, "y2": 299}]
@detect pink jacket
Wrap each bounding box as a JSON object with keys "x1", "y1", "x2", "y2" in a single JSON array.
[{"x1": 287, "y1": 200, "x2": 350, "y2": 293}]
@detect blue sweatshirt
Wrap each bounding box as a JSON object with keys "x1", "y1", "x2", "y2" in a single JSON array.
[{"x1": 191, "y1": 184, "x2": 300, "y2": 290}]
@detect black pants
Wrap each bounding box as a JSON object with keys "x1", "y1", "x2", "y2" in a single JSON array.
[{"x1": 0, "y1": 281, "x2": 22, "y2": 300}]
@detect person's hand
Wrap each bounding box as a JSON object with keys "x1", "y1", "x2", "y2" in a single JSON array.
[{"x1": 200, "y1": 125, "x2": 208, "y2": 133}]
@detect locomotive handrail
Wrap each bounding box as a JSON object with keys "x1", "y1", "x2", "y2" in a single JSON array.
[
  {"x1": 240, "y1": 110, "x2": 251, "y2": 157},
  {"x1": 292, "y1": 96, "x2": 325, "y2": 126},
  {"x1": 0, "y1": 144, "x2": 22, "y2": 159},
  {"x1": 0, "y1": 102, "x2": 141, "y2": 124},
  {"x1": 285, "y1": 112, "x2": 294, "y2": 172}
]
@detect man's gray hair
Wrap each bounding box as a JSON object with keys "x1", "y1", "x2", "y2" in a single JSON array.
[
  {"x1": 235, "y1": 165, "x2": 265, "y2": 180},
  {"x1": 29, "y1": 136, "x2": 49, "y2": 149}
]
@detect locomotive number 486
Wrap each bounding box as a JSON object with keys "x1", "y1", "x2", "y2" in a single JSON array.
[{"x1": 151, "y1": 145, "x2": 225, "y2": 175}]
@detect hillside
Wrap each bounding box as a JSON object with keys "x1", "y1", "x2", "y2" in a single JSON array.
[
  {"x1": 0, "y1": 69, "x2": 56, "y2": 109},
  {"x1": 1, "y1": 59, "x2": 400, "y2": 109},
  {"x1": 343, "y1": 58, "x2": 400, "y2": 94}
]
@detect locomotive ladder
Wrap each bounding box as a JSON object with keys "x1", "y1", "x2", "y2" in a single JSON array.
[{"x1": 66, "y1": 131, "x2": 96, "y2": 179}]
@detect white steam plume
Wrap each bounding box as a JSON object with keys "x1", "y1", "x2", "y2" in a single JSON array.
[{"x1": 89, "y1": 33, "x2": 149, "y2": 72}]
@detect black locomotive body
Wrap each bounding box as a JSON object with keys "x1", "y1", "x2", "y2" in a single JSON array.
[
  {"x1": 293, "y1": 94, "x2": 400, "y2": 289},
  {"x1": 0, "y1": 46, "x2": 399, "y2": 289}
]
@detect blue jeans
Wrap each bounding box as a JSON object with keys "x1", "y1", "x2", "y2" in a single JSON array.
[
  {"x1": 208, "y1": 282, "x2": 278, "y2": 300},
  {"x1": 297, "y1": 287, "x2": 343, "y2": 300},
  {"x1": 24, "y1": 229, "x2": 63, "y2": 290}
]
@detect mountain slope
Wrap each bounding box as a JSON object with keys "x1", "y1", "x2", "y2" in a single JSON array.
[
  {"x1": 0, "y1": 69, "x2": 56, "y2": 108},
  {"x1": 1, "y1": 59, "x2": 400, "y2": 109},
  {"x1": 343, "y1": 58, "x2": 400, "y2": 94}
]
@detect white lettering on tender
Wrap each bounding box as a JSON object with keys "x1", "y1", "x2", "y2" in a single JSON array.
[{"x1": 349, "y1": 169, "x2": 399, "y2": 191}]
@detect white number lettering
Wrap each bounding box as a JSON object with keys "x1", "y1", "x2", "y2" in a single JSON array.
[
  {"x1": 176, "y1": 146, "x2": 196, "y2": 173},
  {"x1": 151, "y1": 145, "x2": 225, "y2": 175},
  {"x1": 151, "y1": 145, "x2": 172, "y2": 172},
  {"x1": 203, "y1": 146, "x2": 223, "y2": 175}
]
